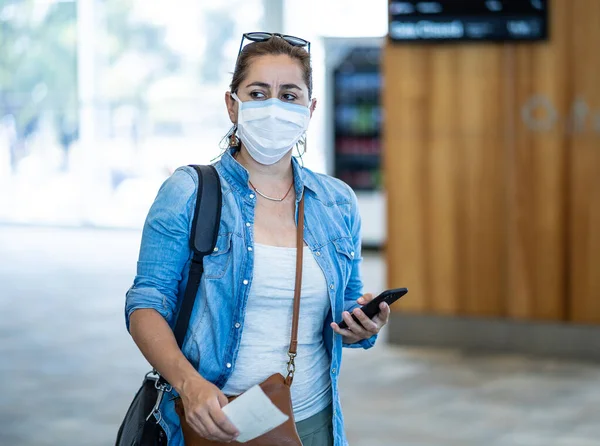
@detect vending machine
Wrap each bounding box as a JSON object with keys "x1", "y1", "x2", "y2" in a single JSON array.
[{"x1": 323, "y1": 37, "x2": 385, "y2": 250}]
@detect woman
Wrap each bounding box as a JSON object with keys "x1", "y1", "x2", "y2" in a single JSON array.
[{"x1": 125, "y1": 33, "x2": 390, "y2": 446}]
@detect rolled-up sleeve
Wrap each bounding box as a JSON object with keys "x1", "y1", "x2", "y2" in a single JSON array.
[
  {"x1": 125, "y1": 168, "x2": 197, "y2": 332},
  {"x1": 342, "y1": 185, "x2": 377, "y2": 350}
]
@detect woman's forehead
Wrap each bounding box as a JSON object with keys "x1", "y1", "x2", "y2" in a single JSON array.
[{"x1": 244, "y1": 55, "x2": 307, "y2": 88}]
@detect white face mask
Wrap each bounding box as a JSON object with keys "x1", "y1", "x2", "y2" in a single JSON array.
[{"x1": 232, "y1": 93, "x2": 311, "y2": 165}]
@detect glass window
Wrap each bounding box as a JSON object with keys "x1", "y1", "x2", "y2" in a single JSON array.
[{"x1": 0, "y1": 0, "x2": 265, "y2": 227}]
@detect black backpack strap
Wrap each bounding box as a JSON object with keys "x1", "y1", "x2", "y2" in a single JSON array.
[{"x1": 172, "y1": 165, "x2": 222, "y2": 349}]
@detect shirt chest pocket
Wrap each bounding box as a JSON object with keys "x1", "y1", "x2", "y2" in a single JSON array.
[
  {"x1": 203, "y1": 233, "x2": 233, "y2": 279},
  {"x1": 331, "y1": 237, "x2": 355, "y2": 283}
]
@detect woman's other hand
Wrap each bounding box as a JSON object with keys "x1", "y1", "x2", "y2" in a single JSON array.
[
  {"x1": 330, "y1": 293, "x2": 390, "y2": 344},
  {"x1": 179, "y1": 375, "x2": 239, "y2": 442}
]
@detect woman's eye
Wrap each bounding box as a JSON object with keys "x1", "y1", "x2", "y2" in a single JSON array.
[
  {"x1": 249, "y1": 91, "x2": 266, "y2": 100},
  {"x1": 282, "y1": 93, "x2": 297, "y2": 101}
]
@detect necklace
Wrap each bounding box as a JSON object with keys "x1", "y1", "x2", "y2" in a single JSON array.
[{"x1": 249, "y1": 180, "x2": 294, "y2": 202}]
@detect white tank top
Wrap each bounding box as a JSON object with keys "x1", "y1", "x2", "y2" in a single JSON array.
[{"x1": 221, "y1": 243, "x2": 332, "y2": 421}]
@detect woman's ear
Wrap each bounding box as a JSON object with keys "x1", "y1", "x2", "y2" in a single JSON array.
[
  {"x1": 309, "y1": 98, "x2": 317, "y2": 118},
  {"x1": 225, "y1": 91, "x2": 238, "y2": 124}
]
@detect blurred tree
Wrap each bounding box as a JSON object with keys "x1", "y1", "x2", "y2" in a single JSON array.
[
  {"x1": 200, "y1": 9, "x2": 235, "y2": 84},
  {"x1": 0, "y1": 0, "x2": 180, "y2": 147},
  {"x1": 0, "y1": 0, "x2": 78, "y2": 144},
  {"x1": 102, "y1": 0, "x2": 180, "y2": 105}
]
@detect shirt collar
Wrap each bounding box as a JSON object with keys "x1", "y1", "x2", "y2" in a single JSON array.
[{"x1": 219, "y1": 148, "x2": 318, "y2": 201}]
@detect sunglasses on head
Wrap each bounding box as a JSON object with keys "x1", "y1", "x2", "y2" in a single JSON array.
[{"x1": 237, "y1": 32, "x2": 311, "y2": 58}]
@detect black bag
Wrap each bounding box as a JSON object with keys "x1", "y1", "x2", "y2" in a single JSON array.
[{"x1": 115, "y1": 165, "x2": 222, "y2": 446}]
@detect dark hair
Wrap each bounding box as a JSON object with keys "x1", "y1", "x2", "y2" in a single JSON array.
[{"x1": 230, "y1": 37, "x2": 312, "y2": 98}]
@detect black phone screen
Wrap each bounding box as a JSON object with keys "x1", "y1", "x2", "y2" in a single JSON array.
[{"x1": 337, "y1": 287, "x2": 408, "y2": 329}]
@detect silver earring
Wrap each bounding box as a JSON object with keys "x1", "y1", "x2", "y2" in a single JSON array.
[{"x1": 295, "y1": 136, "x2": 306, "y2": 167}]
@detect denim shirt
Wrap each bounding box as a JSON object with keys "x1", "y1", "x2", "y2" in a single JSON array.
[{"x1": 125, "y1": 149, "x2": 377, "y2": 446}]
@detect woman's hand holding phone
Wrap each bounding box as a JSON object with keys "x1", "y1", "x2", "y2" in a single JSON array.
[{"x1": 330, "y1": 293, "x2": 391, "y2": 345}]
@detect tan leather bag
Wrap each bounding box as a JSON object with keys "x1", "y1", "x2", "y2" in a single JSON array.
[{"x1": 175, "y1": 197, "x2": 306, "y2": 446}]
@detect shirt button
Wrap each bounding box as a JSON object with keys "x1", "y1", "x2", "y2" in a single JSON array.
[
  {"x1": 235, "y1": 322, "x2": 241, "y2": 329},
  {"x1": 351, "y1": 251, "x2": 355, "y2": 257},
  {"x1": 213, "y1": 247, "x2": 219, "y2": 252},
  {"x1": 330, "y1": 284, "x2": 334, "y2": 290},
  {"x1": 248, "y1": 246, "x2": 253, "y2": 252},
  {"x1": 315, "y1": 251, "x2": 321, "y2": 256},
  {"x1": 226, "y1": 363, "x2": 232, "y2": 368},
  {"x1": 243, "y1": 279, "x2": 249, "y2": 285},
  {"x1": 246, "y1": 222, "x2": 251, "y2": 227},
  {"x1": 249, "y1": 193, "x2": 255, "y2": 199},
  {"x1": 331, "y1": 368, "x2": 337, "y2": 374}
]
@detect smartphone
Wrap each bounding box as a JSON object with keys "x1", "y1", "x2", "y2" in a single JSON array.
[{"x1": 338, "y1": 287, "x2": 408, "y2": 329}]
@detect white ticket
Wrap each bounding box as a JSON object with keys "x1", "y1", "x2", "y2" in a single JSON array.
[{"x1": 222, "y1": 384, "x2": 289, "y2": 443}]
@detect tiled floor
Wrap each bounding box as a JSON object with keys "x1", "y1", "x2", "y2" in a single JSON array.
[
  {"x1": 1, "y1": 226, "x2": 599, "y2": 446},
  {"x1": 341, "y1": 346, "x2": 600, "y2": 446}
]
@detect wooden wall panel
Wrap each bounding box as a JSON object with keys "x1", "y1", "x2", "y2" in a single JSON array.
[
  {"x1": 384, "y1": 44, "x2": 509, "y2": 317},
  {"x1": 384, "y1": 47, "x2": 430, "y2": 313},
  {"x1": 506, "y1": 1, "x2": 570, "y2": 321},
  {"x1": 569, "y1": 0, "x2": 600, "y2": 324},
  {"x1": 454, "y1": 48, "x2": 508, "y2": 317},
  {"x1": 427, "y1": 48, "x2": 461, "y2": 315},
  {"x1": 384, "y1": 0, "x2": 598, "y2": 322}
]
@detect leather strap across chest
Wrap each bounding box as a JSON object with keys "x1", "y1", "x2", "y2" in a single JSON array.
[{"x1": 285, "y1": 194, "x2": 305, "y2": 384}]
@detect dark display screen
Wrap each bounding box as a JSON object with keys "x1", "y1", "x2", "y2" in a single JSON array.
[
  {"x1": 333, "y1": 47, "x2": 383, "y2": 192},
  {"x1": 389, "y1": 0, "x2": 549, "y2": 42}
]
